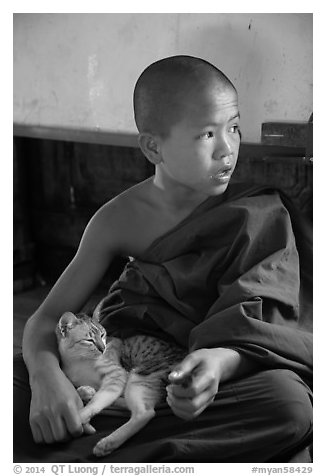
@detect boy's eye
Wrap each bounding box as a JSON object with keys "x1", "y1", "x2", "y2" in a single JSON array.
[
  {"x1": 199, "y1": 131, "x2": 214, "y2": 140},
  {"x1": 230, "y1": 125, "x2": 240, "y2": 134}
]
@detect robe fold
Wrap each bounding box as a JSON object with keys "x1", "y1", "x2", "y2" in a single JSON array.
[
  {"x1": 98, "y1": 182, "x2": 312, "y2": 386},
  {"x1": 13, "y1": 181, "x2": 313, "y2": 463}
]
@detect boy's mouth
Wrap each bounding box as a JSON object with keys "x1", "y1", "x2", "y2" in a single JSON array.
[{"x1": 209, "y1": 166, "x2": 233, "y2": 182}]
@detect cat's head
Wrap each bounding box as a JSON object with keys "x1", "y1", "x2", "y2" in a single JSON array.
[{"x1": 56, "y1": 312, "x2": 107, "y2": 355}]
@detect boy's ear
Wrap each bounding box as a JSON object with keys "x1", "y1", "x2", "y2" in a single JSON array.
[{"x1": 138, "y1": 133, "x2": 162, "y2": 165}]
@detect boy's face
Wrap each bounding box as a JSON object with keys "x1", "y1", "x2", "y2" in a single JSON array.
[{"x1": 157, "y1": 83, "x2": 240, "y2": 198}]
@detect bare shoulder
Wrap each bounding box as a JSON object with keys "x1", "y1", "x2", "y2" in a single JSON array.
[
  {"x1": 88, "y1": 177, "x2": 155, "y2": 257},
  {"x1": 88, "y1": 177, "x2": 210, "y2": 259}
]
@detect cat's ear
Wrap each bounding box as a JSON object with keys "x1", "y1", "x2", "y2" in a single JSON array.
[{"x1": 58, "y1": 311, "x2": 78, "y2": 336}]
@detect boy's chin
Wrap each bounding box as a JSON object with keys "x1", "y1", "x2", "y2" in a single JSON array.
[{"x1": 208, "y1": 181, "x2": 230, "y2": 196}]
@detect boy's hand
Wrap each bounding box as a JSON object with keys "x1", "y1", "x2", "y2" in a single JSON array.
[
  {"x1": 29, "y1": 367, "x2": 96, "y2": 444},
  {"x1": 166, "y1": 347, "x2": 244, "y2": 420},
  {"x1": 166, "y1": 349, "x2": 222, "y2": 420}
]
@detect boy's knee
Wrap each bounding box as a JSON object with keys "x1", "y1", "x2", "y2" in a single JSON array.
[{"x1": 262, "y1": 369, "x2": 312, "y2": 443}]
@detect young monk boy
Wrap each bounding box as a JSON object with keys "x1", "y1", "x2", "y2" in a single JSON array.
[{"x1": 14, "y1": 55, "x2": 312, "y2": 463}]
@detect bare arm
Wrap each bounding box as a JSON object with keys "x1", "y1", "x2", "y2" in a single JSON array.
[
  {"x1": 23, "y1": 204, "x2": 118, "y2": 372},
  {"x1": 22, "y1": 203, "x2": 122, "y2": 443}
]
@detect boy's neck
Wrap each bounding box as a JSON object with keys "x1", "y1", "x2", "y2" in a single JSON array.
[{"x1": 151, "y1": 169, "x2": 210, "y2": 213}]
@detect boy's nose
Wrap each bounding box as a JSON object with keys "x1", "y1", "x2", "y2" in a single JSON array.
[{"x1": 212, "y1": 139, "x2": 232, "y2": 161}]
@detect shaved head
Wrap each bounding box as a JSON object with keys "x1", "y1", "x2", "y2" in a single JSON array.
[{"x1": 133, "y1": 55, "x2": 237, "y2": 138}]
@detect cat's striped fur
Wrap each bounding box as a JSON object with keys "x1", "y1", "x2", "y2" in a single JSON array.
[{"x1": 56, "y1": 311, "x2": 186, "y2": 457}]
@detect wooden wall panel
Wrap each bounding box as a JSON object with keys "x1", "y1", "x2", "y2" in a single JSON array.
[
  {"x1": 13, "y1": 139, "x2": 36, "y2": 292},
  {"x1": 233, "y1": 156, "x2": 312, "y2": 219},
  {"x1": 13, "y1": 137, "x2": 312, "y2": 287}
]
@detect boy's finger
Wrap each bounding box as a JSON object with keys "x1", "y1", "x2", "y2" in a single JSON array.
[
  {"x1": 83, "y1": 422, "x2": 96, "y2": 435},
  {"x1": 62, "y1": 406, "x2": 83, "y2": 438},
  {"x1": 167, "y1": 384, "x2": 192, "y2": 398},
  {"x1": 166, "y1": 392, "x2": 191, "y2": 413},
  {"x1": 30, "y1": 421, "x2": 45, "y2": 444},
  {"x1": 166, "y1": 395, "x2": 191, "y2": 420},
  {"x1": 168, "y1": 353, "x2": 201, "y2": 383},
  {"x1": 167, "y1": 391, "x2": 213, "y2": 420},
  {"x1": 50, "y1": 416, "x2": 70, "y2": 442},
  {"x1": 191, "y1": 387, "x2": 217, "y2": 411},
  {"x1": 191, "y1": 371, "x2": 219, "y2": 395},
  {"x1": 40, "y1": 418, "x2": 56, "y2": 444},
  {"x1": 167, "y1": 376, "x2": 207, "y2": 398}
]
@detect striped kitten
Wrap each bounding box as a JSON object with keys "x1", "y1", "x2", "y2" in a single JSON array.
[{"x1": 56, "y1": 311, "x2": 186, "y2": 457}]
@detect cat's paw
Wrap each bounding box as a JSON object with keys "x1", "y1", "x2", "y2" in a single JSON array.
[
  {"x1": 93, "y1": 436, "x2": 117, "y2": 457},
  {"x1": 77, "y1": 386, "x2": 96, "y2": 404}
]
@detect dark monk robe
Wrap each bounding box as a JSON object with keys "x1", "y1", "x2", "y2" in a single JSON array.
[{"x1": 13, "y1": 182, "x2": 312, "y2": 463}]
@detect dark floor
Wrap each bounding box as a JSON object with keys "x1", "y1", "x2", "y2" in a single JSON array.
[{"x1": 13, "y1": 285, "x2": 104, "y2": 355}]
